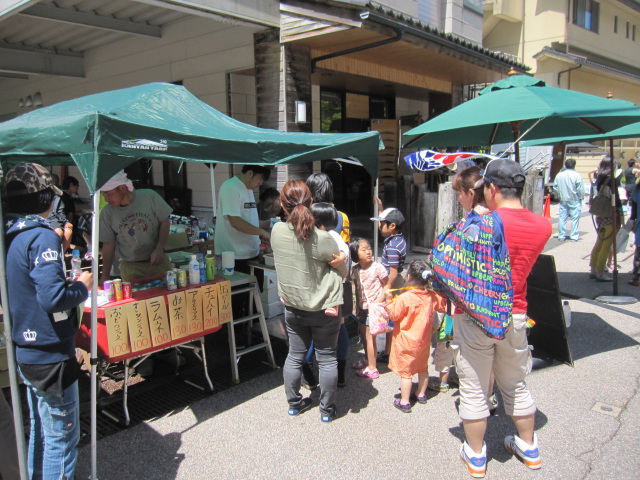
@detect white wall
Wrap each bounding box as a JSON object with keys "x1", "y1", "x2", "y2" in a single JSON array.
[{"x1": 2, "y1": 15, "x2": 263, "y2": 210}]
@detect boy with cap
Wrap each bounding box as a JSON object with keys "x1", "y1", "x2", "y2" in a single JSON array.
[
  {"x1": 371, "y1": 204, "x2": 407, "y2": 362},
  {"x1": 455, "y1": 159, "x2": 551, "y2": 478},
  {"x1": 4, "y1": 163, "x2": 93, "y2": 479}
]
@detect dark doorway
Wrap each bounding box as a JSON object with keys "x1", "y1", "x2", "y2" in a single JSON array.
[
  {"x1": 124, "y1": 159, "x2": 153, "y2": 188},
  {"x1": 428, "y1": 92, "x2": 452, "y2": 119},
  {"x1": 320, "y1": 88, "x2": 380, "y2": 220}
]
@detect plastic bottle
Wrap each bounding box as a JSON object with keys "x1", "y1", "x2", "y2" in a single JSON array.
[
  {"x1": 198, "y1": 253, "x2": 206, "y2": 283},
  {"x1": 192, "y1": 218, "x2": 200, "y2": 245},
  {"x1": 205, "y1": 250, "x2": 216, "y2": 281},
  {"x1": 189, "y1": 255, "x2": 201, "y2": 285},
  {"x1": 562, "y1": 300, "x2": 572, "y2": 328},
  {"x1": 71, "y1": 249, "x2": 82, "y2": 281}
]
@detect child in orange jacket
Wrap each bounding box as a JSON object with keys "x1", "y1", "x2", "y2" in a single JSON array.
[{"x1": 385, "y1": 260, "x2": 446, "y2": 413}]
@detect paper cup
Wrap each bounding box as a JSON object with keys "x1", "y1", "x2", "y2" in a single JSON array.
[{"x1": 222, "y1": 251, "x2": 235, "y2": 276}]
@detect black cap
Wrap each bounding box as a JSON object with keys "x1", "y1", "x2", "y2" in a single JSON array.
[{"x1": 475, "y1": 159, "x2": 526, "y2": 189}]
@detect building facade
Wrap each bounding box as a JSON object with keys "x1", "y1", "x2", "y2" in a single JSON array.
[
  {"x1": 483, "y1": 0, "x2": 640, "y2": 176},
  {"x1": 0, "y1": 0, "x2": 527, "y2": 245}
]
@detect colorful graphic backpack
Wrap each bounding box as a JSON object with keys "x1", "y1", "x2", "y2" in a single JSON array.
[{"x1": 430, "y1": 210, "x2": 513, "y2": 339}]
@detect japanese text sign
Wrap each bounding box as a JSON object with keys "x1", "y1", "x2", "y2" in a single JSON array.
[
  {"x1": 124, "y1": 301, "x2": 152, "y2": 353},
  {"x1": 145, "y1": 296, "x2": 171, "y2": 347},
  {"x1": 105, "y1": 304, "x2": 131, "y2": 358}
]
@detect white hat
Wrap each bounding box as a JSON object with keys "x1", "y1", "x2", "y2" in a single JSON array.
[{"x1": 100, "y1": 171, "x2": 134, "y2": 192}]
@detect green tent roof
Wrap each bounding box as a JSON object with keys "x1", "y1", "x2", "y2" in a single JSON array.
[
  {"x1": 0, "y1": 83, "x2": 382, "y2": 193},
  {"x1": 403, "y1": 75, "x2": 640, "y2": 148},
  {"x1": 522, "y1": 121, "x2": 640, "y2": 147}
]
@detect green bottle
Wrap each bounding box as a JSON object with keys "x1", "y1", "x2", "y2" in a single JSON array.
[{"x1": 205, "y1": 250, "x2": 216, "y2": 281}]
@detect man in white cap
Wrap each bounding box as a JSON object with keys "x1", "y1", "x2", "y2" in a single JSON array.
[{"x1": 99, "y1": 170, "x2": 173, "y2": 285}]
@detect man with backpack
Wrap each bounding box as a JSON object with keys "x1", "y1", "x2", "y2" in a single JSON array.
[{"x1": 456, "y1": 160, "x2": 551, "y2": 478}]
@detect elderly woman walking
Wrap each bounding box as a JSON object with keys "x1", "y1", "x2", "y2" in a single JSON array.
[{"x1": 270, "y1": 180, "x2": 347, "y2": 422}]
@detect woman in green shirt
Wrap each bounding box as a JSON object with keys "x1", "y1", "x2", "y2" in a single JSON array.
[{"x1": 271, "y1": 180, "x2": 347, "y2": 423}]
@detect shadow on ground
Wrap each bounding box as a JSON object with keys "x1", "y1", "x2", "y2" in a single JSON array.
[{"x1": 567, "y1": 311, "x2": 640, "y2": 362}]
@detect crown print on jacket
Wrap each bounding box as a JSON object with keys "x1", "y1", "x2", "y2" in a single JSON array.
[
  {"x1": 23, "y1": 329, "x2": 37, "y2": 342},
  {"x1": 35, "y1": 247, "x2": 59, "y2": 266}
]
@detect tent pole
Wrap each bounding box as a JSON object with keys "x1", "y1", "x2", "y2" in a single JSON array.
[
  {"x1": 373, "y1": 177, "x2": 379, "y2": 261},
  {"x1": 0, "y1": 199, "x2": 29, "y2": 479},
  {"x1": 210, "y1": 164, "x2": 217, "y2": 220},
  {"x1": 609, "y1": 140, "x2": 619, "y2": 296},
  {"x1": 511, "y1": 121, "x2": 522, "y2": 164},
  {"x1": 90, "y1": 191, "x2": 101, "y2": 480}
]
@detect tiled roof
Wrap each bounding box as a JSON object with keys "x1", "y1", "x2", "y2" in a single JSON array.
[
  {"x1": 362, "y1": 2, "x2": 530, "y2": 71},
  {"x1": 537, "y1": 46, "x2": 640, "y2": 83}
]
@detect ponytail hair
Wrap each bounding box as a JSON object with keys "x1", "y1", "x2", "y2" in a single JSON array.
[
  {"x1": 452, "y1": 166, "x2": 485, "y2": 209},
  {"x1": 280, "y1": 180, "x2": 314, "y2": 242},
  {"x1": 405, "y1": 259, "x2": 433, "y2": 288}
]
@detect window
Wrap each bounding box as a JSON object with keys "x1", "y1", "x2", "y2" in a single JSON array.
[
  {"x1": 614, "y1": 15, "x2": 618, "y2": 33},
  {"x1": 320, "y1": 89, "x2": 343, "y2": 133},
  {"x1": 572, "y1": 0, "x2": 599, "y2": 33},
  {"x1": 627, "y1": 21, "x2": 630, "y2": 38},
  {"x1": 634, "y1": 25, "x2": 637, "y2": 41},
  {"x1": 463, "y1": 0, "x2": 483, "y2": 15}
]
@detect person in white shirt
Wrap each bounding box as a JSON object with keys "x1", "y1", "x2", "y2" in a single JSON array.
[
  {"x1": 553, "y1": 158, "x2": 585, "y2": 241},
  {"x1": 215, "y1": 165, "x2": 271, "y2": 318}
]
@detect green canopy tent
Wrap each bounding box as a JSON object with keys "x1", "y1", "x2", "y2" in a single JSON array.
[
  {"x1": 0, "y1": 82, "x2": 382, "y2": 190},
  {"x1": 0, "y1": 82, "x2": 382, "y2": 480},
  {"x1": 402, "y1": 75, "x2": 640, "y2": 164}
]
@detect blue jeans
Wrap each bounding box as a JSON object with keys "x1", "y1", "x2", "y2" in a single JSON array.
[
  {"x1": 22, "y1": 374, "x2": 80, "y2": 480},
  {"x1": 284, "y1": 307, "x2": 341, "y2": 416},
  {"x1": 558, "y1": 200, "x2": 582, "y2": 240}
]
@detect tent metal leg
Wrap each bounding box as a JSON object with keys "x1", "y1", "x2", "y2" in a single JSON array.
[{"x1": 122, "y1": 359, "x2": 131, "y2": 426}]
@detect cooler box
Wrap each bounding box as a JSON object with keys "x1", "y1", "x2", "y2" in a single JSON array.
[
  {"x1": 260, "y1": 271, "x2": 279, "y2": 304},
  {"x1": 261, "y1": 300, "x2": 284, "y2": 318}
]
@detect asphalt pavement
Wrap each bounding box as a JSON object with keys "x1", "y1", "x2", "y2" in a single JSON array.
[{"x1": 75, "y1": 202, "x2": 640, "y2": 480}]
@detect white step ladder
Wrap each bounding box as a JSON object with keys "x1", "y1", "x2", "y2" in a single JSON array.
[{"x1": 228, "y1": 275, "x2": 277, "y2": 384}]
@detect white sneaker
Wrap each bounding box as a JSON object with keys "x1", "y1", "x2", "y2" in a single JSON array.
[
  {"x1": 504, "y1": 433, "x2": 541, "y2": 470},
  {"x1": 460, "y1": 441, "x2": 486, "y2": 478}
]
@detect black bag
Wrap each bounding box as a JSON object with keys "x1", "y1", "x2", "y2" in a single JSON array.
[{"x1": 589, "y1": 184, "x2": 612, "y2": 218}]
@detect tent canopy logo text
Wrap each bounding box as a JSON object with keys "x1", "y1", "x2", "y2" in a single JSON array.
[{"x1": 121, "y1": 139, "x2": 168, "y2": 151}]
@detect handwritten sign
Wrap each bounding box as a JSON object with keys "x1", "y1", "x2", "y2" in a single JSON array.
[
  {"x1": 201, "y1": 283, "x2": 219, "y2": 331},
  {"x1": 145, "y1": 296, "x2": 171, "y2": 347},
  {"x1": 167, "y1": 291, "x2": 190, "y2": 340},
  {"x1": 185, "y1": 288, "x2": 203, "y2": 335},
  {"x1": 105, "y1": 305, "x2": 131, "y2": 357},
  {"x1": 125, "y1": 301, "x2": 152, "y2": 353},
  {"x1": 218, "y1": 280, "x2": 232, "y2": 325}
]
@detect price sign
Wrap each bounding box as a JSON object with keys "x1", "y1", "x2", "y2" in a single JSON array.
[
  {"x1": 167, "y1": 291, "x2": 190, "y2": 340},
  {"x1": 124, "y1": 301, "x2": 152, "y2": 353},
  {"x1": 145, "y1": 296, "x2": 171, "y2": 347},
  {"x1": 185, "y1": 287, "x2": 203, "y2": 335},
  {"x1": 201, "y1": 283, "x2": 219, "y2": 332},
  {"x1": 105, "y1": 304, "x2": 131, "y2": 357},
  {"x1": 218, "y1": 280, "x2": 232, "y2": 325}
]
